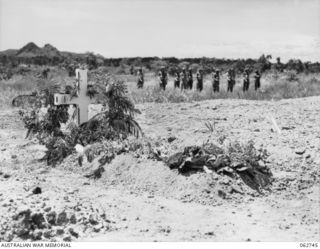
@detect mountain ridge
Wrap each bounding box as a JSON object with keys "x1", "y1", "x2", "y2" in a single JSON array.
[{"x1": 0, "y1": 42, "x2": 86, "y2": 58}]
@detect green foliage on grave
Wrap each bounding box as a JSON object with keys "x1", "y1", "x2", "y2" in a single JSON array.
[
  {"x1": 18, "y1": 72, "x2": 142, "y2": 166},
  {"x1": 19, "y1": 83, "x2": 70, "y2": 140},
  {"x1": 19, "y1": 106, "x2": 69, "y2": 139},
  {"x1": 19, "y1": 105, "x2": 71, "y2": 166},
  {"x1": 78, "y1": 75, "x2": 142, "y2": 144}
]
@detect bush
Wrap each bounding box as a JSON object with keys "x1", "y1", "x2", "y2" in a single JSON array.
[
  {"x1": 285, "y1": 70, "x2": 298, "y2": 81},
  {"x1": 18, "y1": 73, "x2": 142, "y2": 166}
]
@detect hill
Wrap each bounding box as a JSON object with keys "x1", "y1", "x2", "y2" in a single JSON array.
[
  {"x1": 16, "y1": 42, "x2": 43, "y2": 57},
  {"x1": 13, "y1": 42, "x2": 62, "y2": 58},
  {"x1": 0, "y1": 42, "x2": 85, "y2": 66}
]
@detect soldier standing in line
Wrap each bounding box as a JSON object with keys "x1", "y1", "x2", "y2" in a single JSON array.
[
  {"x1": 42, "y1": 68, "x2": 50, "y2": 79},
  {"x1": 180, "y1": 68, "x2": 188, "y2": 90},
  {"x1": 137, "y1": 68, "x2": 144, "y2": 88},
  {"x1": 130, "y1": 65, "x2": 134, "y2": 75},
  {"x1": 231, "y1": 68, "x2": 236, "y2": 92},
  {"x1": 227, "y1": 69, "x2": 233, "y2": 92},
  {"x1": 187, "y1": 69, "x2": 193, "y2": 89},
  {"x1": 196, "y1": 69, "x2": 203, "y2": 91},
  {"x1": 68, "y1": 64, "x2": 75, "y2": 77},
  {"x1": 254, "y1": 70, "x2": 261, "y2": 91},
  {"x1": 243, "y1": 69, "x2": 250, "y2": 92},
  {"x1": 275, "y1": 57, "x2": 284, "y2": 72},
  {"x1": 158, "y1": 67, "x2": 168, "y2": 90},
  {"x1": 174, "y1": 70, "x2": 180, "y2": 89},
  {"x1": 231, "y1": 69, "x2": 236, "y2": 91},
  {"x1": 212, "y1": 69, "x2": 220, "y2": 92}
]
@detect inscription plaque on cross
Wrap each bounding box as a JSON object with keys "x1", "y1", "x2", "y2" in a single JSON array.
[{"x1": 54, "y1": 69, "x2": 95, "y2": 124}]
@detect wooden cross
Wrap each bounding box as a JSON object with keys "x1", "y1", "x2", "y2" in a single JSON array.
[{"x1": 54, "y1": 69, "x2": 95, "y2": 124}]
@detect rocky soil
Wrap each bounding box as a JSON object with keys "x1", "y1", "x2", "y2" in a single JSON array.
[{"x1": 0, "y1": 96, "x2": 319, "y2": 241}]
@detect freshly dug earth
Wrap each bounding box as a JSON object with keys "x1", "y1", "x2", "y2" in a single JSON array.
[{"x1": 0, "y1": 96, "x2": 319, "y2": 241}]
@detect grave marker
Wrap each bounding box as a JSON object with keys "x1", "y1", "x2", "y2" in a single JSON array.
[{"x1": 54, "y1": 69, "x2": 96, "y2": 124}]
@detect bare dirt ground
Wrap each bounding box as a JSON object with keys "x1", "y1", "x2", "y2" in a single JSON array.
[{"x1": 0, "y1": 96, "x2": 319, "y2": 242}]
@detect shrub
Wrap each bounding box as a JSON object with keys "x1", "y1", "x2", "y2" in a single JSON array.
[
  {"x1": 18, "y1": 72, "x2": 142, "y2": 166},
  {"x1": 285, "y1": 70, "x2": 298, "y2": 81}
]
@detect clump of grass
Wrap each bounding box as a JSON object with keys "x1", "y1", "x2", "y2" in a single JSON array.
[{"x1": 204, "y1": 121, "x2": 216, "y2": 133}]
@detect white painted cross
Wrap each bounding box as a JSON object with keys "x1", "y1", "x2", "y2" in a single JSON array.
[{"x1": 54, "y1": 69, "x2": 95, "y2": 124}]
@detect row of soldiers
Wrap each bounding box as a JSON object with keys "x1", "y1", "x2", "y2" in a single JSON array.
[{"x1": 137, "y1": 67, "x2": 261, "y2": 92}]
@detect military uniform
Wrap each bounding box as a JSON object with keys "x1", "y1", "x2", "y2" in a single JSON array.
[
  {"x1": 275, "y1": 57, "x2": 284, "y2": 72},
  {"x1": 174, "y1": 72, "x2": 180, "y2": 88},
  {"x1": 130, "y1": 65, "x2": 134, "y2": 75},
  {"x1": 42, "y1": 68, "x2": 50, "y2": 79},
  {"x1": 187, "y1": 69, "x2": 193, "y2": 89},
  {"x1": 254, "y1": 71, "x2": 261, "y2": 91},
  {"x1": 180, "y1": 69, "x2": 188, "y2": 90},
  {"x1": 213, "y1": 70, "x2": 220, "y2": 92},
  {"x1": 227, "y1": 70, "x2": 233, "y2": 92},
  {"x1": 231, "y1": 70, "x2": 236, "y2": 91},
  {"x1": 68, "y1": 64, "x2": 75, "y2": 77},
  {"x1": 196, "y1": 70, "x2": 203, "y2": 91},
  {"x1": 158, "y1": 69, "x2": 167, "y2": 90},
  {"x1": 243, "y1": 71, "x2": 250, "y2": 92},
  {"x1": 137, "y1": 68, "x2": 144, "y2": 88}
]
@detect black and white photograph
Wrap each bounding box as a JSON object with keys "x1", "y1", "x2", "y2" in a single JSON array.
[{"x1": 0, "y1": 0, "x2": 319, "y2": 245}]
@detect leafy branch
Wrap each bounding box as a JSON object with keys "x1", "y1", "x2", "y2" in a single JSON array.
[{"x1": 19, "y1": 72, "x2": 142, "y2": 167}]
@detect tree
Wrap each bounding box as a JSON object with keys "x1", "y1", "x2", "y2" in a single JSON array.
[
  {"x1": 286, "y1": 59, "x2": 304, "y2": 73},
  {"x1": 178, "y1": 61, "x2": 190, "y2": 70},
  {"x1": 256, "y1": 54, "x2": 272, "y2": 73}
]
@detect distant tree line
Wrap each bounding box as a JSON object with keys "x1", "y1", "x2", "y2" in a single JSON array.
[{"x1": 1, "y1": 52, "x2": 320, "y2": 75}]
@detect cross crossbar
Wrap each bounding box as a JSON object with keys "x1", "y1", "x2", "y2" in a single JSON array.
[{"x1": 54, "y1": 69, "x2": 95, "y2": 124}]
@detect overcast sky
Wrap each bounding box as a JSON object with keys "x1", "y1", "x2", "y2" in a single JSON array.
[{"x1": 0, "y1": 0, "x2": 319, "y2": 61}]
